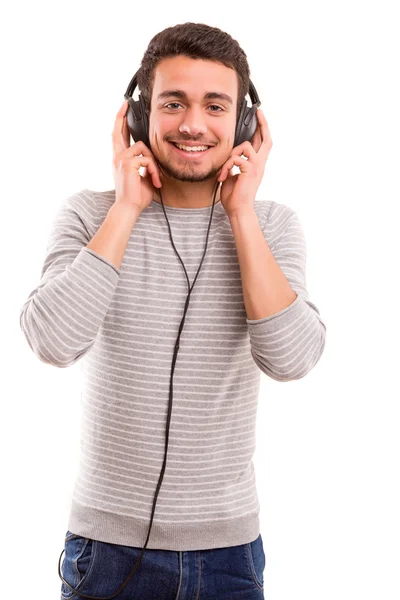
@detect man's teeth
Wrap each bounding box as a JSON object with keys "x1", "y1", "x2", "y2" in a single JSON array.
[{"x1": 174, "y1": 143, "x2": 210, "y2": 152}]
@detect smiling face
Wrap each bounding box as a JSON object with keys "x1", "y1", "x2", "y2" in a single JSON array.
[{"x1": 148, "y1": 56, "x2": 238, "y2": 183}]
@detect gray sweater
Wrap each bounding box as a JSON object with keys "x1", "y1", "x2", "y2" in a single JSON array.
[{"x1": 19, "y1": 188, "x2": 326, "y2": 551}]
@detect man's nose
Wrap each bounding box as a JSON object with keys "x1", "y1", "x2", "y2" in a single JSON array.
[{"x1": 178, "y1": 107, "x2": 207, "y2": 136}]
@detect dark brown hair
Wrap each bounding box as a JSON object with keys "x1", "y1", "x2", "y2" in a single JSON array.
[{"x1": 136, "y1": 22, "x2": 251, "y2": 122}]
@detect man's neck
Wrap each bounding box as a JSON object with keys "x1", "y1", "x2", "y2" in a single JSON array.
[{"x1": 152, "y1": 180, "x2": 221, "y2": 208}]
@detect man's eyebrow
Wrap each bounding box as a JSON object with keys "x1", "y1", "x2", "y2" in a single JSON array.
[{"x1": 156, "y1": 90, "x2": 233, "y2": 105}]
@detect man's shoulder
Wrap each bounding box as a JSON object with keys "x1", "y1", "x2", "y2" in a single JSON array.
[
  {"x1": 56, "y1": 188, "x2": 117, "y2": 233},
  {"x1": 89, "y1": 188, "x2": 117, "y2": 216},
  {"x1": 254, "y1": 199, "x2": 296, "y2": 230},
  {"x1": 60, "y1": 187, "x2": 115, "y2": 212}
]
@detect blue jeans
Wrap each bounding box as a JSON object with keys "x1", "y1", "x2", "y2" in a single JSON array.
[{"x1": 60, "y1": 529, "x2": 265, "y2": 599}]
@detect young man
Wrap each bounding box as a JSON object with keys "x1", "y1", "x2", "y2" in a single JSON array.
[{"x1": 20, "y1": 22, "x2": 326, "y2": 600}]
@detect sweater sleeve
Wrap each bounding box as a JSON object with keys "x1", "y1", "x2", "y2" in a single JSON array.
[
  {"x1": 246, "y1": 204, "x2": 327, "y2": 381},
  {"x1": 19, "y1": 189, "x2": 121, "y2": 367}
]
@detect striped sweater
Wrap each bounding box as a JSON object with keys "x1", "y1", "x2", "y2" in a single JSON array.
[{"x1": 19, "y1": 188, "x2": 326, "y2": 551}]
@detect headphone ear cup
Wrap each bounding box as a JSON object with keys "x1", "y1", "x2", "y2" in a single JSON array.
[
  {"x1": 234, "y1": 100, "x2": 247, "y2": 148},
  {"x1": 234, "y1": 103, "x2": 259, "y2": 147},
  {"x1": 125, "y1": 95, "x2": 151, "y2": 148},
  {"x1": 138, "y1": 94, "x2": 151, "y2": 148}
]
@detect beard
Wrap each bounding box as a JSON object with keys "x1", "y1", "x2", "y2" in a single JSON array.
[{"x1": 155, "y1": 152, "x2": 222, "y2": 183}]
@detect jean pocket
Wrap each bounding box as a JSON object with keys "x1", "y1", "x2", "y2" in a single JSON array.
[
  {"x1": 61, "y1": 533, "x2": 97, "y2": 599},
  {"x1": 246, "y1": 534, "x2": 265, "y2": 590}
]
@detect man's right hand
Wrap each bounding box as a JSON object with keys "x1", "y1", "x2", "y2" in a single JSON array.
[{"x1": 112, "y1": 100, "x2": 162, "y2": 213}]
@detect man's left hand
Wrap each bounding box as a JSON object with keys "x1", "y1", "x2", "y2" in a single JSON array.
[{"x1": 217, "y1": 108, "x2": 273, "y2": 217}]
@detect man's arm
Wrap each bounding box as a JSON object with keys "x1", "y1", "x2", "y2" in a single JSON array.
[{"x1": 230, "y1": 203, "x2": 326, "y2": 381}]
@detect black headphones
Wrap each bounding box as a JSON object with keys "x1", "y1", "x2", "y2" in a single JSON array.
[
  {"x1": 58, "y1": 67, "x2": 262, "y2": 600},
  {"x1": 123, "y1": 68, "x2": 261, "y2": 148}
]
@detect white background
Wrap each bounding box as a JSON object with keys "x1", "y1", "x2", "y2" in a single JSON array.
[{"x1": 2, "y1": 1, "x2": 399, "y2": 598}]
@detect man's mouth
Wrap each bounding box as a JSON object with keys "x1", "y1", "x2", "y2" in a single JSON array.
[{"x1": 169, "y1": 141, "x2": 214, "y2": 159}]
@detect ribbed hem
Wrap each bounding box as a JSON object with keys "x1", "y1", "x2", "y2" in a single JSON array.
[{"x1": 67, "y1": 499, "x2": 260, "y2": 551}]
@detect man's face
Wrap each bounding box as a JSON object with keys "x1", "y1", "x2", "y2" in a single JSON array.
[{"x1": 148, "y1": 56, "x2": 238, "y2": 183}]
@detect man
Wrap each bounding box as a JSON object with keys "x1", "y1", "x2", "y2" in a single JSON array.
[{"x1": 20, "y1": 22, "x2": 326, "y2": 600}]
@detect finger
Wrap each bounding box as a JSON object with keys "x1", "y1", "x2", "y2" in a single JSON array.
[
  {"x1": 123, "y1": 140, "x2": 155, "y2": 158},
  {"x1": 250, "y1": 120, "x2": 263, "y2": 152},
  {"x1": 112, "y1": 100, "x2": 130, "y2": 156},
  {"x1": 218, "y1": 155, "x2": 250, "y2": 182},
  {"x1": 122, "y1": 110, "x2": 131, "y2": 149},
  {"x1": 217, "y1": 142, "x2": 255, "y2": 182},
  {"x1": 256, "y1": 109, "x2": 272, "y2": 151},
  {"x1": 123, "y1": 142, "x2": 162, "y2": 185},
  {"x1": 143, "y1": 158, "x2": 162, "y2": 187},
  {"x1": 115, "y1": 155, "x2": 162, "y2": 188},
  {"x1": 139, "y1": 157, "x2": 162, "y2": 188},
  {"x1": 231, "y1": 140, "x2": 257, "y2": 160},
  {"x1": 113, "y1": 139, "x2": 161, "y2": 180}
]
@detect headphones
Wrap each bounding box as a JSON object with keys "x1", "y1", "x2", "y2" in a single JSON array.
[
  {"x1": 58, "y1": 66, "x2": 262, "y2": 600},
  {"x1": 123, "y1": 68, "x2": 261, "y2": 148}
]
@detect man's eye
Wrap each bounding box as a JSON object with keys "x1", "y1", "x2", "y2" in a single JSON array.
[{"x1": 165, "y1": 103, "x2": 223, "y2": 112}]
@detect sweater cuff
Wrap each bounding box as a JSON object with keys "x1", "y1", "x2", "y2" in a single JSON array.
[
  {"x1": 80, "y1": 247, "x2": 121, "y2": 277},
  {"x1": 246, "y1": 294, "x2": 302, "y2": 330}
]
